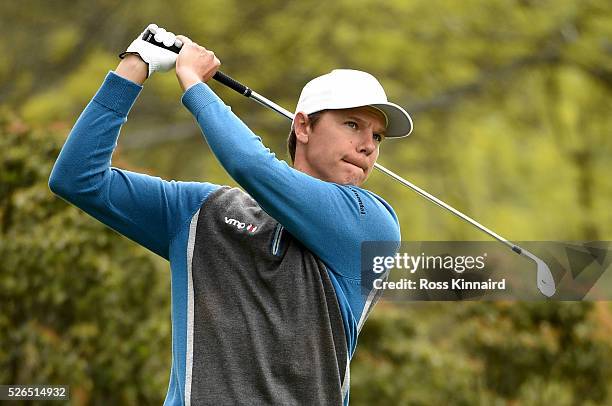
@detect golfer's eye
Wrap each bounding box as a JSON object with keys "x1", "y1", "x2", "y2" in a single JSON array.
[
  {"x1": 345, "y1": 121, "x2": 358, "y2": 130},
  {"x1": 373, "y1": 133, "x2": 383, "y2": 143}
]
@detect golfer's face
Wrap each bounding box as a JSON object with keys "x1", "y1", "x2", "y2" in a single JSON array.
[{"x1": 306, "y1": 107, "x2": 386, "y2": 186}]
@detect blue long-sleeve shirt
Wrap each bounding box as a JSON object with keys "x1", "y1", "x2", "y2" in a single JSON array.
[{"x1": 49, "y1": 72, "x2": 400, "y2": 405}]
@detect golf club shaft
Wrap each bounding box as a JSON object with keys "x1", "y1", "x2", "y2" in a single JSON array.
[{"x1": 143, "y1": 30, "x2": 523, "y2": 256}]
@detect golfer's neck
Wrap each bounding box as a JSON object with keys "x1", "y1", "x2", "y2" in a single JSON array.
[{"x1": 292, "y1": 159, "x2": 318, "y2": 180}]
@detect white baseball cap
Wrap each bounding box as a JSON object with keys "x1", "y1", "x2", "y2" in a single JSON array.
[{"x1": 294, "y1": 69, "x2": 413, "y2": 138}]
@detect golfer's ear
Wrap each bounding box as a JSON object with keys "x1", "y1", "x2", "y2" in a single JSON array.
[{"x1": 293, "y1": 112, "x2": 311, "y2": 144}]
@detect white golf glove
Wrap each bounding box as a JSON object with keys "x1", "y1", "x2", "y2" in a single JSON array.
[{"x1": 119, "y1": 24, "x2": 182, "y2": 78}]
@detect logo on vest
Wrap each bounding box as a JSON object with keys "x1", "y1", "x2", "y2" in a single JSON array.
[{"x1": 224, "y1": 217, "x2": 258, "y2": 234}]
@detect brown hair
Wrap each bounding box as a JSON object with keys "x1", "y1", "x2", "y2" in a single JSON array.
[{"x1": 287, "y1": 111, "x2": 324, "y2": 163}]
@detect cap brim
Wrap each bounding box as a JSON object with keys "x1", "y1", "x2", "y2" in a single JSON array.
[{"x1": 371, "y1": 102, "x2": 413, "y2": 138}]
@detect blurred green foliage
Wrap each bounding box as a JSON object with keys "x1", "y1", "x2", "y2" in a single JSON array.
[
  {"x1": 353, "y1": 302, "x2": 612, "y2": 405},
  {"x1": 1, "y1": 0, "x2": 612, "y2": 404},
  {"x1": 0, "y1": 115, "x2": 171, "y2": 404}
]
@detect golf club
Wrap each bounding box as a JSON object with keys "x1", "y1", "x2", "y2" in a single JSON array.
[{"x1": 141, "y1": 27, "x2": 556, "y2": 298}]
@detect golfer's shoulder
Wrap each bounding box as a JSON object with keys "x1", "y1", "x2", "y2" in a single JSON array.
[{"x1": 343, "y1": 185, "x2": 400, "y2": 238}]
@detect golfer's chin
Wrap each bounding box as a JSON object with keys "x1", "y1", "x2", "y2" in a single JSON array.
[{"x1": 337, "y1": 163, "x2": 367, "y2": 186}]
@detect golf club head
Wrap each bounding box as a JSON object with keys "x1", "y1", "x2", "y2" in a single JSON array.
[{"x1": 521, "y1": 249, "x2": 556, "y2": 297}]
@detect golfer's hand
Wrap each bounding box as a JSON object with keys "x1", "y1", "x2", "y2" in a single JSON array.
[
  {"x1": 119, "y1": 24, "x2": 180, "y2": 78},
  {"x1": 175, "y1": 35, "x2": 221, "y2": 91}
]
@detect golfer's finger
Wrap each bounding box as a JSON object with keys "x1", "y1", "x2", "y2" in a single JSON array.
[
  {"x1": 163, "y1": 31, "x2": 176, "y2": 47},
  {"x1": 175, "y1": 35, "x2": 192, "y2": 46},
  {"x1": 146, "y1": 23, "x2": 159, "y2": 34},
  {"x1": 154, "y1": 27, "x2": 167, "y2": 43}
]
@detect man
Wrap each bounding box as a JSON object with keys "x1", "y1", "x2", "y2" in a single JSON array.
[{"x1": 49, "y1": 25, "x2": 413, "y2": 405}]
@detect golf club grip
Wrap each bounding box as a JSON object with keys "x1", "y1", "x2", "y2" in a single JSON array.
[
  {"x1": 213, "y1": 72, "x2": 251, "y2": 96},
  {"x1": 141, "y1": 29, "x2": 251, "y2": 96},
  {"x1": 141, "y1": 29, "x2": 182, "y2": 54}
]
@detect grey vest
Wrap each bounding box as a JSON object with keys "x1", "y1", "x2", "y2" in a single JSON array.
[{"x1": 186, "y1": 187, "x2": 348, "y2": 405}]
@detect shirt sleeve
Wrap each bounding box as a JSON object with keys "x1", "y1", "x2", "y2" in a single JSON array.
[
  {"x1": 49, "y1": 72, "x2": 220, "y2": 260},
  {"x1": 181, "y1": 83, "x2": 400, "y2": 278}
]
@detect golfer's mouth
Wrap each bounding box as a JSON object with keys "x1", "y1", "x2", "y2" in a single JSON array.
[{"x1": 342, "y1": 159, "x2": 367, "y2": 172}]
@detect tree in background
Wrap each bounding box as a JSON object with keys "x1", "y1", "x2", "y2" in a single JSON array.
[
  {"x1": 352, "y1": 302, "x2": 612, "y2": 405},
  {"x1": 0, "y1": 114, "x2": 171, "y2": 404}
]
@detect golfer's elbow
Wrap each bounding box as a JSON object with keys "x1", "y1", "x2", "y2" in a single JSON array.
[
  {"x1": 48, "y1": 163, "x2": 75, "y2": 198},
  {"x1": 48, "y1": 159, "x2": 103, "y2": 201}
]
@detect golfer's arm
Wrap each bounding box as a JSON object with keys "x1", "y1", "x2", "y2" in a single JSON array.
[
  {"x1": 49, "y1": 71, "x2": 217, "y2": 259},
  {"x1": 182, "y1": 83, "x2": 400, "y2": 271}
]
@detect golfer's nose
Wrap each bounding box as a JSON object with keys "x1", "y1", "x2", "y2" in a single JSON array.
[{"x1": 358, "y1": 132, "x2": 377, "y2": 155}]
